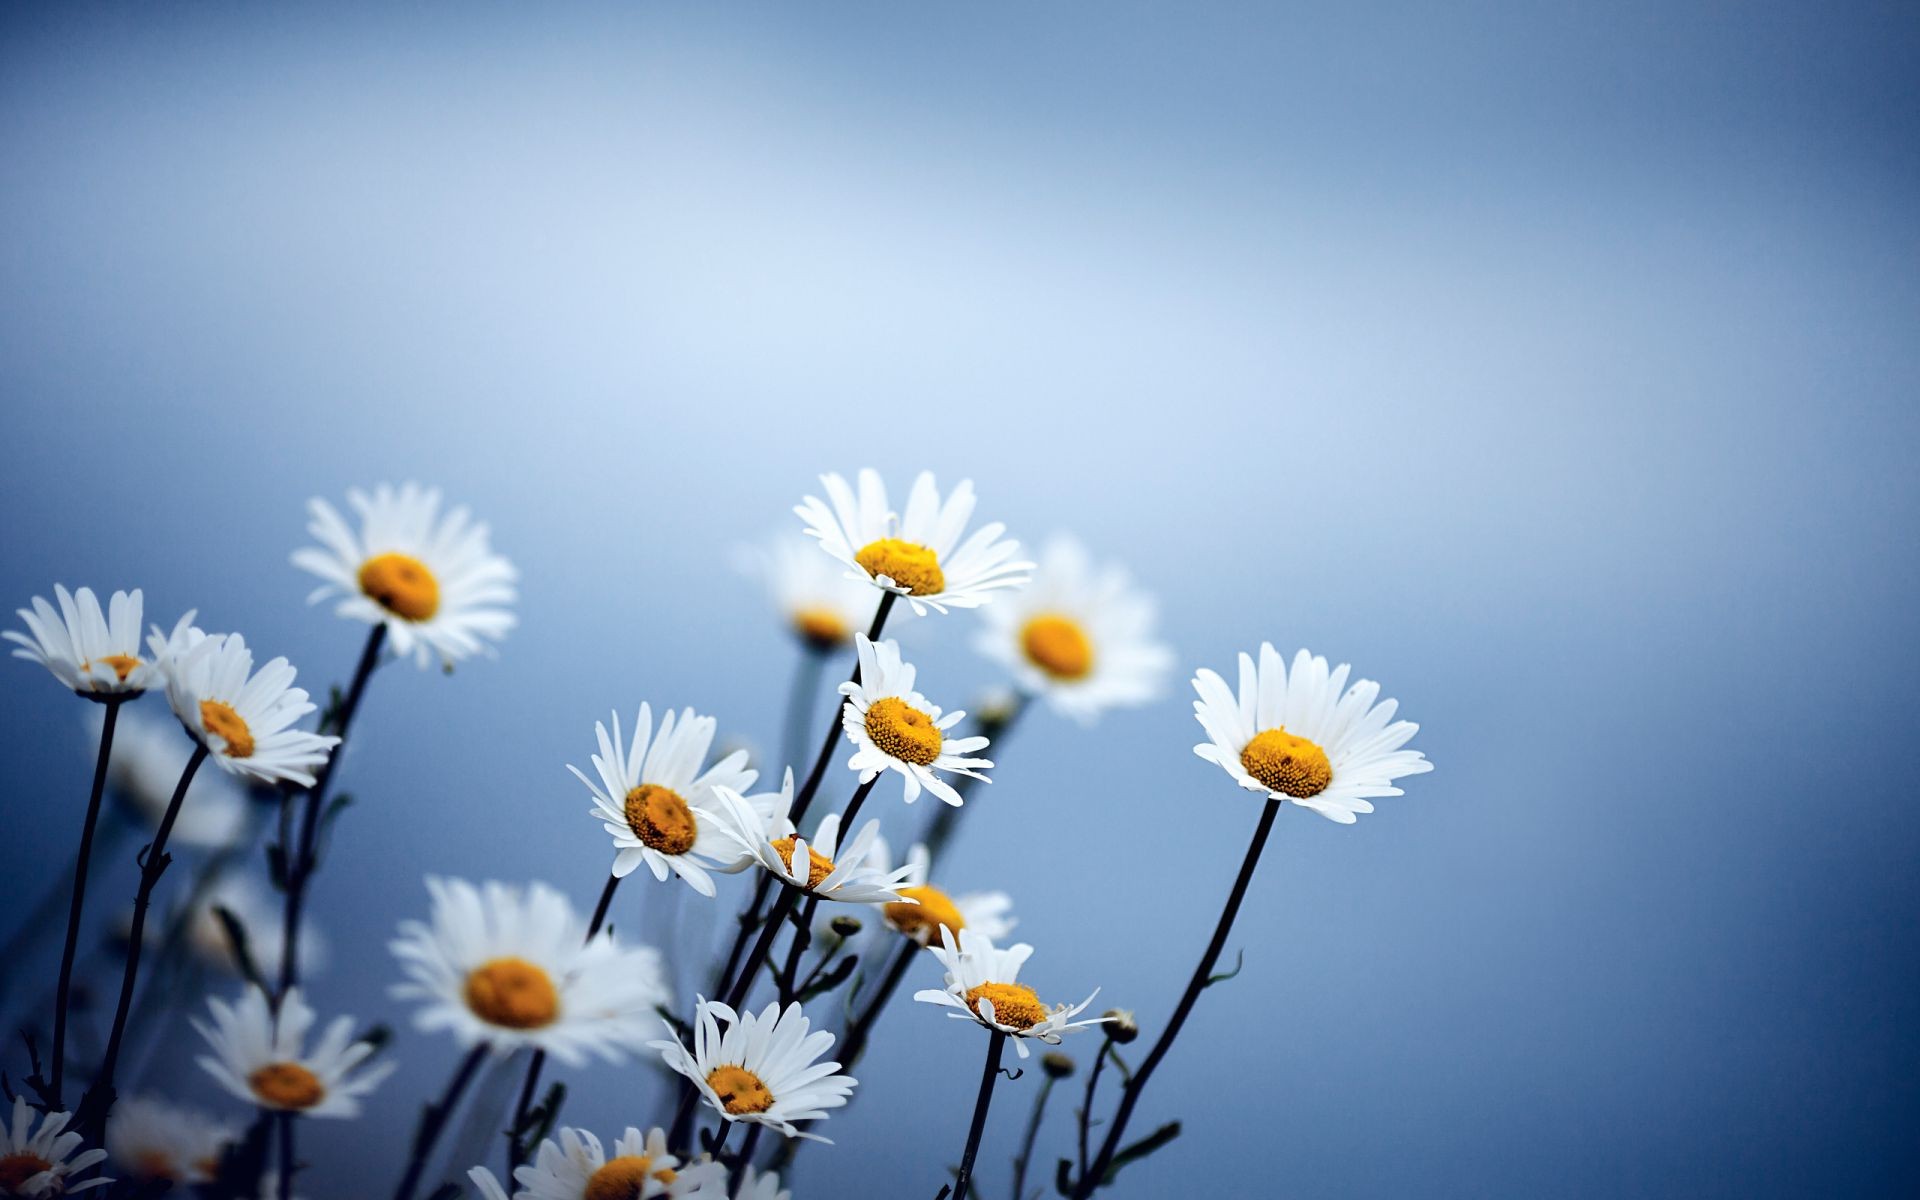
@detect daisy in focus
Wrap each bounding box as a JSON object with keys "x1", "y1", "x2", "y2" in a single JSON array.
[
  {"x1": 466, "y1": 1125, "x2": 717, "y2": 1200},
  {"x1": 974, "y1": 536, "x2": 1174, "y2": 725},
  {"x1": 292, "y1": 482, "x2": 518, "y2": 669},
  {"x1": 193, "y1": 985, "x2": 393, "y2": 1118},
  {"x1": 6, "y1": 585, "x2": 162, "y2": 696},
  {"x1": 651, "y1": 998, "x2": 856, "y2": 1142},
  {"x1": 838, "y1": 634, "x2": 990, "y2": 806},
  {"x1": 567, "y1": 704, "x2": 767, "y2": 895},
  {"x1": 707, "y1": 787, "x2": 915, "y2": 905},
  {"x1": 1192, "y1": 643, "x2": 1431, "y2": 824},
  {"x1": 390, "y1": 878, "x2": 667, "y2": 1066},
  {"x1": 737, "y1": 535, "x2": 878, "y2": 652},
  {"x1": 155, "y1": 630, "x2": 339, "y2": 786},
  {"x1": 795, "y1": 469, "x2": 1031, "y2": 615},
  {"x1": 105, "y1": 1096, "x2": 236, "y2": 1187},
  {"x1": 867, "y1": 839, "x2": 1015, "y2": 947},
  {"x1": 915, "y1": 928, "x2": 1105, "y2": 1058},
  {"x1": 0, "y1": 1095, "x2": 109, "y2": 1197},
  {"x1": 93, "y1": 705, "x2": 251, "y2": 849}
]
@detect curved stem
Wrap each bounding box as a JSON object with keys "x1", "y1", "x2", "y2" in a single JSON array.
[
  {"x1": 950, "y1": 1032, "x2": 1007, "y2": 1200},
  {"x1": 1076, "y1": 797, "x2": 1281, "y2": 1197},
  {"x1": 392, "y1": 1043, "x2": 488, "y2": 1200},
  {"x1": 1075, "y1": 1035, "x2": 1113, "y2": 1182},
  {"x1": 50, "y1": 694, "x2": 127, "y2": 1104},
  {"x1": 1011, "y1": 1072, "x2": 1058, "y2": 1200}
]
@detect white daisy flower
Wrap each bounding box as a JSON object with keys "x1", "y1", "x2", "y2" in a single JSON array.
[
  {"x1": 0, "y1": 1095, "x2": 109, "y2": 1197},
  {"x1": 105, "y1": 1096, "x2": 236, "y2": 1186},
  {"x1": 192, "y1": 985, "x2": 394, "y2": 1118},
  {"x1": 794, "y1": 469, "x2": 1032, "y2": 615},
  {"x1": 155, "y1": 631, "x2": 339, "y2": 787},
  {"x1": 466, "y1": 1125, "x2": 718, "y2": 1200},
  {"x1": 567, "y1": 705, "x2": 767, "y2": 895},
  {"x1": 974, "y1": 536, "x2": 1174, "y2": 725},
  {"x1": 292, "y1": 482, "x2": 518, "y2": 669},
  {"x1": 736, "y1": 535, "x2": 878, "y2": 652},
  {"x1": 390, "y1": 878, "x2": 668, "y2": 1067},
  {"x1": 92, "y1": 705, "x2": 251, "y2": 849},
  {"x1": 6, "y1": 585, "x2": 163, "y2": 696},
  {"x1": 866, "y1": 839, "x2": 1015, "y2": 947},
  {"x1": 651, "y1": 999, "x2": 856, "y2": 1142},
  {"x1": 838, "y1": 634, "x2": 990, "y2": 807},
  {"x1": 707, "y1": 787, "x2": 915, "y2": 905},
  {"x1": 725, "y1": 1167, "x2": 790, "y2": 1200},
  {"x1": 1192, "y1": 643, "x2": 1432, "y2": 824},
  {"x1": 914, "y1": 927, "x2": 1105, "y2": 1058},
  {"x1": 184, "y1": 875, "x2": 327, "y2": 981}
]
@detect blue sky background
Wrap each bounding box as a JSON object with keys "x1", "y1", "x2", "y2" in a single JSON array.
[{"x1": 2, "y1": 2, "x2": 1917, "y2": 1196}]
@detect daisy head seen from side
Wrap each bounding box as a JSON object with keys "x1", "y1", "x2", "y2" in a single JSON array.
[
  {"x1": 795, "y1": 469, "x2": 1032, "y2": 615},
  {"x1": 915, "y1": 927, "x2": 1105, "y2": 1057},
  {"x1": 157, "y1": 631, "x2": 338, "y2": 787},
  {"x1": 105, "y1": 1097, "x2": 236, "y2": 1187},
  {"x1": 707, "y1": 787, "x2": 915, "y2": 905},
  {"x1": 1192, "y1": 643, "x2": 1431, "y2": 824},
  {"x1": 652, "y1": 998, "x2": 855, "y2": 1142},
  {"x1": 0, "y1": 1095, "x2": 109, "y2": 1197},
  {"x1": 193, "y1": 985, "x2": 393, "y2": 1118},
  {"x1": 6, "y1": 585, "x2": 161, "y2": 697},
  {"x1": 292, "y1": 482, "x2": 517, "y2": 669},
  {"x1": 468, "y1": 1125, "x2": 715, "y2": 1200},
  {"x1": 839, "y1": 634, "x2": 991, "y2": 807}
]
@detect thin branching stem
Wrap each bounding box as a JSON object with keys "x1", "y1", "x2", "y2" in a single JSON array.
[
  {"x1": 391, "y1": 1043, "x2": 488, "y2": 1200},
  {"x1": 49, "y1": 693, "x2": 129, "y2": 1104}
]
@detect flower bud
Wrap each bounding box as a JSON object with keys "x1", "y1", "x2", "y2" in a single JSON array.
[
  {"x1": 1102, "y1": 1008, "x2": 1139, "y2": 1044},
  {"x1": 1041, "y1": 1051, "x2": 1077, "y2": 1079},
  {"x1": 829, "y1": 915, "x2": 864, "y2": 938}
]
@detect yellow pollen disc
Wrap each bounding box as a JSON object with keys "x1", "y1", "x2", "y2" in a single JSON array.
[
  {"x1": 357, "y1": 552, "x2": 441, "y2": 621},
  {"x1": 1020, "y1": 613, "x2": 1095, "y2": 681},
  {"x1": 863, "y1": 696, "x2": 943, "y2": 766},
  {"x1": 199, "y1": 699, "x2": 255, "y2": 759},
  {"x1": 706, "y1": 1064, "x2": 774, "y2": 1115},
  {"x1": 885, "y1": 885, "x2": 966, "y2": 944},
  {"x1": 248, "y1": 1061, "x2": 325, "y2": 1110},
  {"x1": 464, "y1": 956, "x2": 560, "y2": 1029},
  {"x1": 792, "y1": 606, "x2": 852, "y2": 650},
  {"x1": 583, "y1": 1155, "x2": 661, "y2": 1200},
  {"x1": 769, "y1": 837, "x2": 836, "y2": 889},
  {"x1": 85, "y1": 653, "x2": 144, "y2": 684},
  {"x1": 1239, "y1": 728, "x2": 1334, "y2": 798},
  {"x1": 854, "y1": 538, "x2": 945, "y2": 596},
  {"x1": 624, "y1": 784, "x2": 698, "y2": 855},
  {"x1": 965, "y1": 982, "x2": 1048, "y2": 1031},
  {"x1": 0, "y1": 1153, "x2": 53, "y2": 1192}
]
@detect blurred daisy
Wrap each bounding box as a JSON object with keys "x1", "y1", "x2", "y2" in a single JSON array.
[
  {"x1": 1192, "y1": 643, "x2": 1432, "y2": 824},
  {"x1": 708, "y1": 788, "x2": 914, "y2": 905},
  {"x1": 915, "y1": 928, "x2": 1105, "y2": 1058},
  {"x1": 736, "y1": 535, "x2": 878, "y2": 652},
  {"x1": 651, "y1": 999, "x2": 855, "y2": 1142},
  {"x1": 467, "y1": 1125, "x2": 716, "y2": 1200},
  {"x1": 567, "y1": 705, "x2": 766, "y2": 895},
  {"x1": 157, "y1": 631, "x2": 338, "y2": 787},
  {"x1": 184, "y1": 875, "x2": 327, "y2": 981},
  {"x1": 292, "y1": 482, "x2": 518, "y2": 669},
  {"x1": 6, "y1": 585, "x2": 162, "y2": 696},
  {"x1": 106, "y1": 1096, "x2": 236, "y2": 1186},
  {"x1": 193, "y1": 985, "x2": 392, "y2": 1118},
  {"x1": 868, "y1": 839, "x2": 1014, "y2": 947},
  {"x1": 727, "y1": 1167, "x2": 791, "y2": 1200},
  {"x1": 795, "y1": 469, "x2": 1031, "y2": 615},
  {"x1": 839, "y1": 634, "x2": 990, "y2": 806},
  {"x1": 974, "y1": 536, "x2": 1174, "y2": 725},
  {"x1": 390, "y1": 878, "x2": 667, "y2": 1067},
  {"x1": 93, "y1": 705, "x2": 250, "y2": 849},
  {"x1": 0, "y1": 1095, "x2": 109, "y2": 1197}
]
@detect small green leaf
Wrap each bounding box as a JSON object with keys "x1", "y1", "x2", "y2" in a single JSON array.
[
  {"x1": 212, "y1": 905, "x2": 266, "y2": 991},
  {"x1": 1101, "y1": 1121, "x2": 1181, "y2": 1184},
  {"x1": 1203, "y1": 948, "x2": 1245, "y2": 988}
]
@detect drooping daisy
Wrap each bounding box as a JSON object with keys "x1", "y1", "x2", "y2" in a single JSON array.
[
  {"x1": 184, "y1": 875, "x2": 327, "y2": 981},
  {"x1": 156, "y1": 631, "x2": 339, "y2": 787},
  {"x1": 707, "y1": 788, "x2": 915, "y2": 905},
  {"x1": 736, "y1": 535, "x2": 879, "y2": 652},
  {"x1": 6, "y1": 585, "x2": 163, "y2": 696},
  {"x1": 390, "y1": 878, "x2": 668, "y2": 1067},
  {"x1": 795, "y1": 469, "x2": 1032, "y2": 615},
  {"x1": 0, "y1": 1095, "x2": 109, "y2": 1197},
  {"x1": 192, "y1": 985, "x2": 393, "y2": 1118},
  {"x1": 651, "y1": 999, "x2": 856, "y2": 1142},
  {"x1": 867, "y1": 839, "x2": 1015, "y2": 947},
  {"x1": 292, "y1": 482, "x2": 518, "y2": 669},
  {"x1": 567, "y1": 705, "x2": 768, "y2": 896},
  {"x1": 838, "y1": 634, "x2": 990, "y2": 806},
  {"x1": 467, "y1": 1125, "x2": 718, "y2": 1200},
  {"x1": 974, "y1": 536, "x2": 1175, "y2": 725},
  {"x1": 93, "y1": 705, "x2": 251, "y2": 849},
  {"x1": 915, "y1": 928, "x2": 1105, "y2": 1058},
  {"x1": 105, "y1": 1096, "x2": 236, "y2": 1186},
  {"x1": 1192, "y1": 643, "x2": 1431, "y2": 824}
]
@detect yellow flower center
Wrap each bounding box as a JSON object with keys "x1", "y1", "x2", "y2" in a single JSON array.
[
  {"x1": 583, "y1": 1154, "x2": 674, "y2": 1200},
  {"x1": 863, "y1": 696, "x2": 943, "y2": 766},
  {"x1": 1020, "y1": 613, "x2": 1095, "y2": 680},
  {"x1": 792, "y1": 606, "x2": 852, "y2": 650},
  {"x1": 357, "y1": 552, "x2": 441, "y2": 621},
  {"x1": 885, "y1": 885, "x2": 966, "y2": 944},
  {"x1": 964, "y1": 982, "x2": 1048, "y2": 1031},
  {"x1": 624, "y1": 784, "x2": 698, "y2": 855},
  {"x1": 464, "y1": 956, "x2": 560, "y2": 1029},
  {"x1": 854, "y1": 538, "x2": 945, "y2": 595},
  {"x1": 769, "y1": 837, "x2": 836, "y2": 889},
  {"x1": 0, "y1": 1153, "x2": 53, "y2": 1192},
  {"x1": 706, "y1": 1064, "x2": 774, "y2": 1115},
  {"x1": 85, "y1": 653, "x2": 144, "y2": 684},
  {"x1": 248, "y1": 1061, "x2": 326, "y2": 1110},
  {"x1": 133, "y1": 1150, "x2": 184, "y2": 1181},
  {"x1": 199, "y1": 699, "x2": 255, "y2": 759},
  {"x1": 1239, "y1": 728, "x2": 1333, "y2": 798}
]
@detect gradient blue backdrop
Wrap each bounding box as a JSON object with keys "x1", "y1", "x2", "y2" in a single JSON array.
[{"x1": 3, "y1": 2, "x2": 1917, "y2": 1196}]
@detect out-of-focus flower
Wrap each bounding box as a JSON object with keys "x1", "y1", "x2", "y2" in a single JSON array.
[
  {"x1": 839, "y1": 635, "x2": 990, "y2": 807},
  {"x1": 184, "y1": 875, "x2": 327, "y2": 982},
  {"x1": 915, "y1": 928, "x2": 1105, "y2": 1058},
  {"x1": 6, "y1": 585, "x2": 162, "y2": 696},
  {"x1": 105, "y1": 1096, "x2": 237, "y2": 1186},
  {"x1": 651, "y1": 999, "x2": 855, "y2": 1142},
  {"x1": 867, "y1": 838, "x2": 1014, "y2": 947},
  {"x1": 92, "y1": 705, "x2": 249, "y2": 848},
  {"x1": 468, "y1": 1125, "x2": 717, "y2": 1200},
  {"x1": 192, "y1": 985, "x2": 393, "y2": 1118},
  {"x1": 736, "y1": 535, "x2": 878, "y2": 652}
]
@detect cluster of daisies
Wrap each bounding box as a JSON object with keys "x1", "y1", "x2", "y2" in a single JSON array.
[{"x1": 1, "y1": 468, "x2": 1431, "y2": 1199}]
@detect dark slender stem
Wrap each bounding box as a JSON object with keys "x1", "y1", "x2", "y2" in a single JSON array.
[
  {"x1": 392, "y1": 1043, "x2": 488, "y2": 1200},
  {"x1": 774, "y1": 774, "x2": 879, "y2": 1002},
  {"x1": 781, "y1": 649, "x2": 828, "y2": 772},
  {"x1": 1011, "y1": 1073, "x2": 1058, "y2": 1200},
  {"x1": 1075, "y1": 1036, "x2": 1113, "y2": 1182},
  {"x1": 950, "y1": 1032, "x2": 1007, "y2": 1200},
  {"x1": 50, "y1": 694, "x2": 127, "y2": 1104},
  {"x1": 586, "y1": 874, "x2": 620, "y2": 938},
  {"x1": 1076, "y1": 797, "x2": 1282, "y2": 1197},
  {"x1": 835, "y1": 774, "x2": 879, "y2": 838},
  {"x1": 724, "y1": 884, "x2": 802, "y2": 1012},
  {"x1": 280, "y1": 623, "x2": 386, "y2": 999},
  {"x1": 708, "y1": 1118, "x2": 734, "y2": 1160},
  {"x1": 277, "y1": 1109, "x2": 296, "y2": 1200},
  {"x1": 840, "y1": 937, "x2": 917, "y2": 1070}
]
